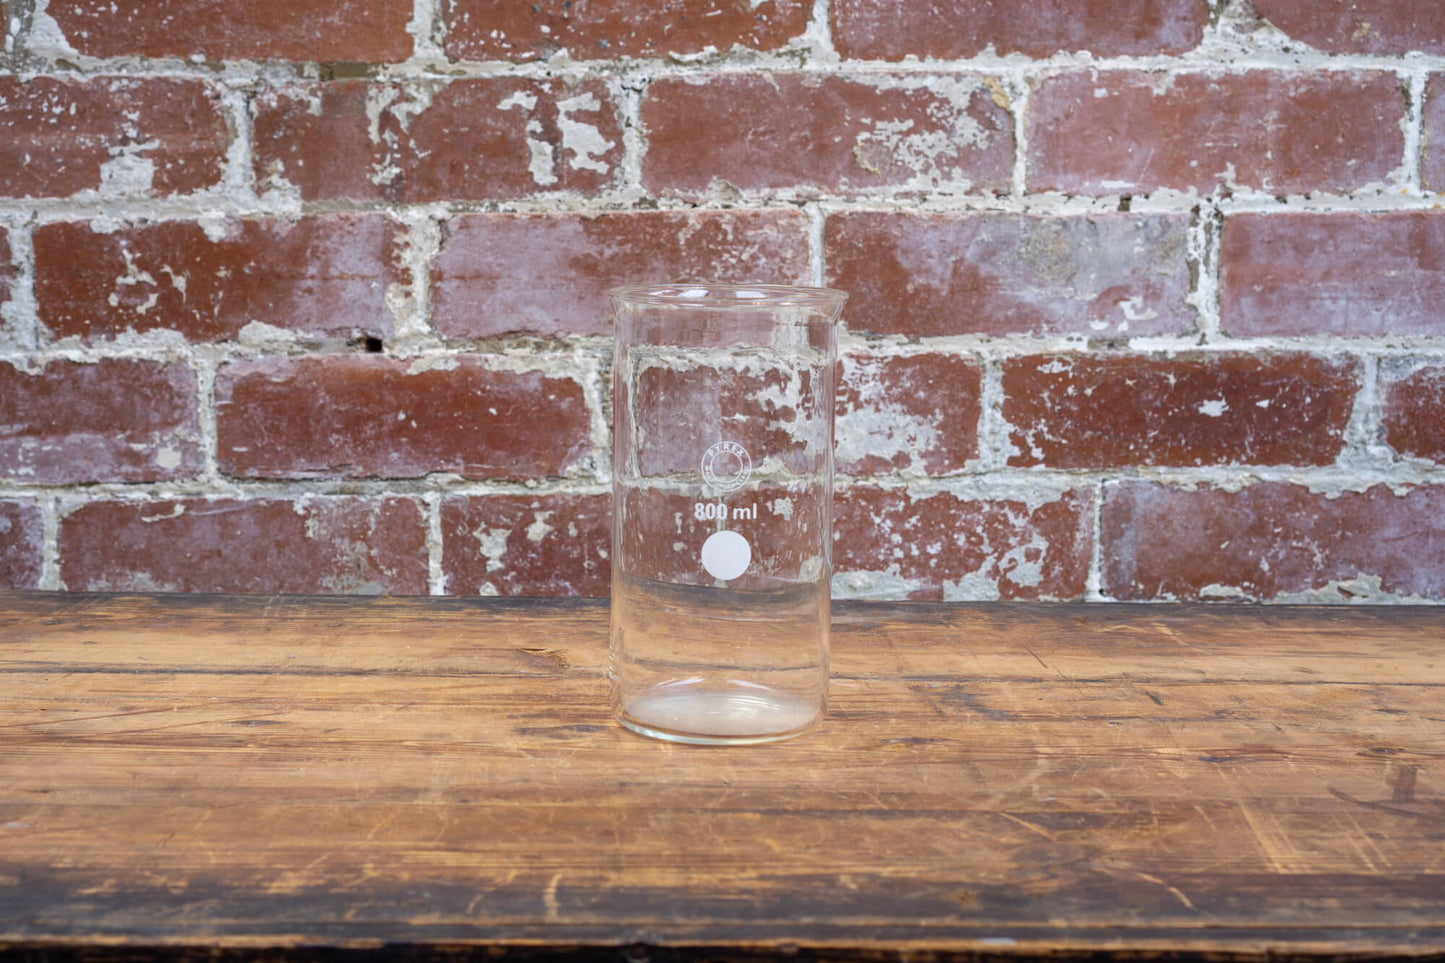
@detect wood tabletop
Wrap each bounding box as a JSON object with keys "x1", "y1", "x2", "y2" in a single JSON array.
[{"x1": 1, "y1": 592, "x2": 1443, "y2": 960}]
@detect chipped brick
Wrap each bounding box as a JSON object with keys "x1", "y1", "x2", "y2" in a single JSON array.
[
  {"x1": 833, "y1": 486, "x2": 1092, "y2": 601},
  {"x1": 1382, "y1": 364, "x2": 1445, "y2": 463},
  {"x1": 253, "y1": 78, "x2": 623, "y2": 202},
  {"x1": 215, "y1": 355, "x2": 591, "y2": 480},
  {"x1": 836, "y1": 353, "x2": 982, "y2": 476},
  {"x1": 1221, "y1": 211, "x2": 1445, "y2": 337},
  {"x1": 46, "y1": 0, "x2": 414, "y2": 62},
  {"x1": 825, "y1": 211, "x2": 1194, "y2": 337},
  {"x1": 834, "y1": 0, "x2": 1207, "y2": 60},
  {"x1": 59, "y1": 497, "x2": 428, "y2": 595},
  {"x1": 1002, "y1": 353, "x2": 1358, "y2": 469},
  {"x1": 0, "y1": 228, "x2": 12, "y2": 316},
  {"x1": 36, "y1": 216, "x2": 402, "y2": 344},
  {"x1": 1252, "y1": 0, "x2": 1445, "y2": 55},
  {"x1": 0, "y1": 77, "x2": 228, "y2": 198},
  {"x1": 1423, "y1": 74, "x2": 1445, "y2": 193},
  {"x1": 1029, "y1": 70, "x2": 1403, "y2": 195},
  {"x1": 441, "y1": 493, "x2": 610, "y2": 597},
  {"x1": 0, "y1": 359, "x2": 200, "y2": 484},
  {"x1": 446, "y1": 0, "x2": 810, "y2": 61},
  {"x1": 643, "y1": 72, "x2": 1014, "y2": 197},
  {"x1": 0, "y1": 500, "x2": 44, "y2": 590},
  {"x1": 1102, "y1": 482, "x2": 1445, "y2": 601},
  {"x1": 432, "y1": 209, "x2": 811, "y2": 339}
]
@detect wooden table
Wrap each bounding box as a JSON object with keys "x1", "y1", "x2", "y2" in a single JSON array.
[{"x1": 1, "y1": 592, "x2": 1443, "y2": 961}]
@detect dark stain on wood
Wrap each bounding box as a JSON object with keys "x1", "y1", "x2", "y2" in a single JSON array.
[{"x1": 1394, "y1": 764, "x2": 1420, "y2": 804}]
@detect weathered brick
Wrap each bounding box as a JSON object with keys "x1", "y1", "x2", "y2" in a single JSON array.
[
  {"x1": 0, "y1": 359, "x2": 200, "y2": 484},
  {"x1": 1252, "y1": 0, "x2": 1445, "y2": 55},
  {"x1": 825, "y1": 211, "x2": 1194, "y2": 338},
  {"x1": 1423, "y1": 75, "x2": 1445, "y2": 193},
  {"x1": 1002, "y1": 353, "x2": 1358, "y2": 469},
  {"x1": 833, "y1": 486, "x2": 1091, "y2": 601},
  {"x1": 253, "y1": 79, "x2": 622, "y2": 202},
  {"x1": 1028, "y1": 70, "x2": 1403, "y2": 195},
  {"x1": 833, "y1": 0, "x2": 1206, "y2": 60},
  {"x1": 836, "y1": 353, "x2": 982, "y2": 476},
  {"x1": 1382, "y1": 364, "x2": 1445, "y2": 463},
  {"x1": 432, "y1": 209, "x2": 810, "y2": 339},
  {"x1": 642, "y1": 73, "x2": 1014, "y2": 197},
  {"x1": 1102, "y1": 482, "x2": 1445, "y2": 601},
  {"x1": 441, "y1": 494, "x2": 609, "y2": 597},
  {"x1": 215, "y1": 355, "x2": 591, "y2": 480},
  {"x1": 446, "y1": 0, "x2": 810, "y2": 61},
  {"x1": 1220, "y1": 211, "x2": 1445, "y2": 337},
  {"x1": 46, "y1": 0, "x2": 413, "y2": 62},
  {"x1": 0, "y1": 499, "x2": 44, "y2": 590},
  {"x1": 35, "y1": 216, "x2": 402, "y2": 344},
  {"x1": 0, "y1": 227, "x2": 12, "y2": 315},
  {"x1": 0, "y1": 77, "x2": 228, "y2": 198},
  {"x1": 59, "y1": 497, "x2": 428, "y2": 594}
]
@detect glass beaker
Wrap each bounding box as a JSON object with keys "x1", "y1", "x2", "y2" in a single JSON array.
[{"x1": 609, "y1": 283, "x2": 846, "y2": 745}]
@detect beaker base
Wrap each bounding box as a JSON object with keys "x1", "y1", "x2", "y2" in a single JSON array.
[{"x1": 617, "y1": 681, "x2": 822, "y2": 745}]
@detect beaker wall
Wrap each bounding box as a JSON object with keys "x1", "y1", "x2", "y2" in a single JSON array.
[{"x1": 609, "y1": 284, "x2": 846, "y2": 745}]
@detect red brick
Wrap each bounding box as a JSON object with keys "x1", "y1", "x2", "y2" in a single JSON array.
[
  {"x1": 825, "y1": 211, "x2": 1193, "y2": 338},
  {"x1": 441, "y1": 494, "x2": 609, "y2": 597},
  {"x1": 833, "y1": 486, "x2": 1091, "y2": 601},
  {"x1": 1028, "y1": 70, "x2": 1403, "y2": 195},
  {"x1": 1220, "y1": 212, "x2": 1445, "y2": 337},
  {"x1": 642, "y1": 73, "x2": 1014, "y2": 197},
  {"x1": 1102, "y1": 482, "x2": 1445, "y2": 601},
  {"x1": 1423, "y1": 75, "x2": 1445, "y2": 193},
  {"x1": 834, "y1": 0, "x2": 1206, "y2": 60},
  {"x1": 36, "y1": 216, "x2": 402, "y2": 344},
  {"x1": 46, "y1": 0, "x2": 413, "y2": 62},
  {"x1": 1002, "y1": 353, "x2": 1358, "y2": 469},
  {"x1": 446, "y1": 0, "x2": 809, "y2": 61},
  {"x1": 0, "y1": 228, "x2": 12, "y2": 314},
  {"x1": 1382, "y1": 364, "x2": 1445, "y2": 463},
  {"x1": 0, "y1": 359, "x2": 200, "y2": 484},
  {"x1": 0, "y1": 499, "x2": 44, "y2": 590},
  {"x1": 0, "y1": 77, "x2": 228, "y2": 198},
  {"x1": 216, "y1": 355, "x2": 591, "y2": 480},
  {"x1": 253, "y1": 79, "x2": 622, "y2": 202},
  {"x1": 59, "y1": 497, "x2": 428, "y2": 594},
  {"x1": 432, "y1": 209, "x2": 810, "y2": 339},
  {"x1": 836, "y1": 353, "x2": 981, "y2": 476},
  {"x1": 1252, "y1": 0, "x2": 1445, "y2": 55}
]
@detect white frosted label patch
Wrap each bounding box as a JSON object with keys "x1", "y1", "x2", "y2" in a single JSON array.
[{"x1": 701, "y1": 530, "x2": 751, "y2": 581}]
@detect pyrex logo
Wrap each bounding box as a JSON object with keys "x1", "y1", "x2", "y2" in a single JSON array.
[{"x1": 701, "y1": 441, "x2": 752, "y2": 493}]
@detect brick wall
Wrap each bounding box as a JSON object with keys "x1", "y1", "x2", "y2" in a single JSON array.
[{"x1": 1, "y1": 0, "x2": 1443, "y2": 602}]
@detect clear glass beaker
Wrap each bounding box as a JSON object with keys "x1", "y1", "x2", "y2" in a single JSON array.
[{"x1": 609, "y1": 283, "x2": 846, "y2": 745}]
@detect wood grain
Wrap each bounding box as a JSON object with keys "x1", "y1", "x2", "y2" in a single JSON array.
[{"x1": 1, "y1": 593, "x2": 1442, "y2": 959}]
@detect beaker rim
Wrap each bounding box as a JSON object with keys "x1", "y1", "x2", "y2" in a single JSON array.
[{"x1": 608, "y1": 283, "x2": 847, "y2": 311}]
